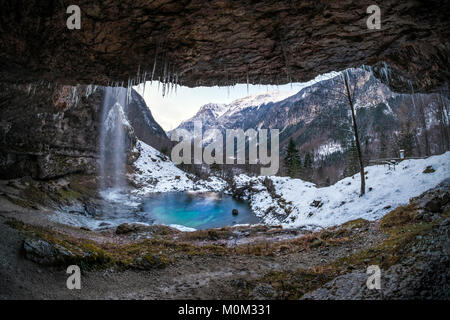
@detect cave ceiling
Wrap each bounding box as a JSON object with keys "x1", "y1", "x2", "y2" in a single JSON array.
[{"x1": 0, "y1": 0, "x2": 449, "y2": 93}]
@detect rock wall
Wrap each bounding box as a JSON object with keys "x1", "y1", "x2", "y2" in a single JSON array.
[
  {"x1": 0, "y1": 84, "x2": 169, "y2": 180},
  {"x1": 0, "y1": 84, "x2": 103, "y2": 179}
]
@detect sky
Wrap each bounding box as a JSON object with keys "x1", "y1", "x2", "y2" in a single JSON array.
[{"x1": 133, "y1": 72, "x2": 339, "y2": 132}]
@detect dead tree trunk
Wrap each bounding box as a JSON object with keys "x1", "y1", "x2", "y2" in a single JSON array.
[{"x1": 343, "y1": 73, "x2": 365, "y2": 196}]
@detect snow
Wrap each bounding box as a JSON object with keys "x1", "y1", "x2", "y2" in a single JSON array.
[
  {"x1": 199, "y1": 103, "x2": 228, "y2": 118},
  {"x1": 131, "y1": 140, "x2": 227, "y2": 195},
  {"x1": 224, "y1": 91, "x2": 297, "y2": 116},
  {"x1": 316, "y1": 141, "x2": 343, "y2": 157},
  {"x1": 169, "y1": 224, "x2": 197, "y2": 232},
  {"x1": 51, "y1": 139, "x2": 449, "y2": 233},
  {"x1": 234, "y1": 152, "x2": 450, "y2": 229}
]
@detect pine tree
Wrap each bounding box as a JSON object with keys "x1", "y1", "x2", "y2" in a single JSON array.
[
  {"x1": 303, "y1": 152, "x2": 313, "y2": 169},
  {"x1": 302, "y1": 151, "x2": 314, "y2": 181},
  {"x1": 284, "y1": 138, "x2": 301, "y2": 177}
]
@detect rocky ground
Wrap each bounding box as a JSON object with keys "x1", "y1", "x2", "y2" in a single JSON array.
[{"x1": 0, "y1": 175, "x2": 448, "y2": 299}]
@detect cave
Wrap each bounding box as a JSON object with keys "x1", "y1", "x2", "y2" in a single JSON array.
[
  {"x1": 0, "y1": 0, "x2": 449, "y2": 301},
  {"x1": 1, "y1": 0, "x2": 449, "y2": 92}
]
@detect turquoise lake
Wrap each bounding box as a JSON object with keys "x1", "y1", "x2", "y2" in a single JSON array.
[{"x1": 141, "y1": 192, "x2": 260, "y2": 229}]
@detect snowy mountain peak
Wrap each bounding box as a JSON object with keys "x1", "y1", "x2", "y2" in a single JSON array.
[
  {"x1": 198, "y1": 103, "x2": 228, "y2": 118},
  {"x1": 225, "y1": 90, "x2": 296, "y2": 115}
]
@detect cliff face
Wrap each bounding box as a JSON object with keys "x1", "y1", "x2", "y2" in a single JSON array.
[
  {"x1": 0, "y1": 84, "x2": 170, "y2": 180},
  {"x1": 0, "y1": 84, "x2": 102, "y2": 179},
  {"x1": 0, "y1": 0, "x2": 448, "y2": 93},
  {"x1": 125, "y1": 89, "x2": 171, "y2": 152}
]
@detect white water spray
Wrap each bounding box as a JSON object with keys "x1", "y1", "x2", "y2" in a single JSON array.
[{"x1": 99, "y1": 87, "x2": 130, "y2": 196}]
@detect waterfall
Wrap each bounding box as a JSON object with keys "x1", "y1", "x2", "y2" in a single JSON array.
[{"x1": 99, "y1": 87, "x2": 130, "y2": 196}]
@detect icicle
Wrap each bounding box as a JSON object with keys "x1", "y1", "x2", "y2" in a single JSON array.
[
  {"x1": 381, "y1": 61, "x2": 390, "y2": 85},
  {"x1": 151, "y1": 51, "x2": 157, "y2": 84},
  {"x1": 246, "y1": 68, "x2": 249, "y2": 95},
  {"x1": 174, "y1": 72, "x2": 178, "y2": 95},
  {"x1": 85, "y1": 84, "x2": 92, "y2": 99},
  {"x1": 141, "y1": 71, "x2": 147, "y2": 96}
]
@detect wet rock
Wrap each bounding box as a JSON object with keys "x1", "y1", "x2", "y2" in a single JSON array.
[
  {"x1": 232, "y1": 208, "x2": 239, "y2": 216},
  {"x1": 22, "y1": 238, "x2": 72, "y2": 266}
]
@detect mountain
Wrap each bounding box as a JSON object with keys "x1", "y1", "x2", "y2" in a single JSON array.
[
  {"x1": 169, "y1": 90, "x2": 296, "y2": 141},
  {"x1": 171, "y1": 68, "x2": 448, "y2": 183},
  {"x1": 125, "y1": 89, "x2": 171, "y2": 152},
  {"x1": 168, "y1": 103, "x2": 227, "y2": 139}
]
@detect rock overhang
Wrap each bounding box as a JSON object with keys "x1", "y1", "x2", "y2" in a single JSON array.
[{"x1": 0, "y1": 0, "x2": 448, "y2": 93}]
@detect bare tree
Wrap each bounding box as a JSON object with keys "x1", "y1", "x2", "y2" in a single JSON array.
[
  {"x1": 310, "y1": 69, "x2": 366, "y2": 195},
  {"x1": 342, "y1": 72, "x2": 366, "y2": 196}
]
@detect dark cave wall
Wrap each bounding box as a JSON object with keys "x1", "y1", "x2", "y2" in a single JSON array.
[
  {"x1": 0, "y1": 0, "x2": 448, "y2": 93},
  {"x1": 0, "y1": 84, "x2": 103, "y2": 179},
  {"x1": 0, "y1": 84, "x2": 172, "y2": 180}
]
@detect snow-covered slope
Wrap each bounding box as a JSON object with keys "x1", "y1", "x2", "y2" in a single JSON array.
[
  {"x1": 235, "y1": 152, "x2": 450, "y2": 229},
  {"x1": 131, "y1": 140, "x2": 227, "y2": 194}
]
